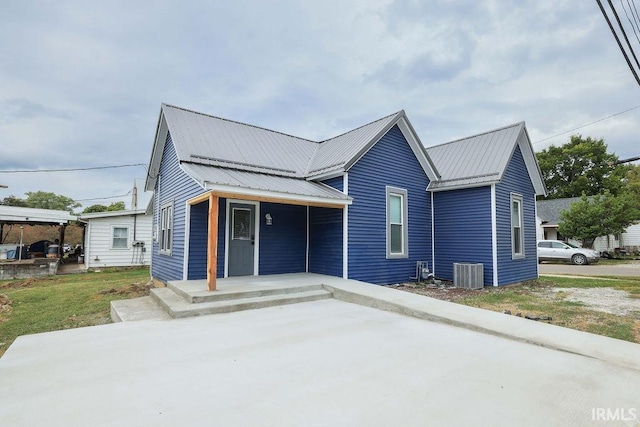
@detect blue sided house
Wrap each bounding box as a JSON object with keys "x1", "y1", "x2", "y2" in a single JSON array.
[{"x1": 145, "y1": 104, "x2": 546, "y2": 290}]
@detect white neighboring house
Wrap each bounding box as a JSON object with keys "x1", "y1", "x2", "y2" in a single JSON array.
[
  {"x1": 536, "y1": 197, "x2": 640, "y2": 253},
  {"x1": 80, "y1": 209, "x2": 152, "y2": 269}
]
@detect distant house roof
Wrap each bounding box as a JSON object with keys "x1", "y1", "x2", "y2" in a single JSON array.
[
  {"x1": 426, "y1": 122, "x2": 546, "y2": 195},
  {"x1": 536, "y1": 197, "x2": 583, "y2": 227},
  {"x1": 79, "y1": 209, "x2": 149, "y2": 221},
  {"x1": 0, "y1": 206, "x2": 77, "y2": 225},
  {"x1": 145, "y1": 104, "x2": 439, "y2": 204}
]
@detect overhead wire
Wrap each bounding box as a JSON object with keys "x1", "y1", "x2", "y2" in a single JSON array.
[
  {"x1": 622, "y1": 0, "x2": 640, "y2": 45},
  {"x1": 532, "y1": 103, "x2": 640, "y2": 144},
  {"x1": 595, "y1": 0, "x2": 640, "y2": 86},
  {"x1": 0, "y1": 163, "x2": 147, "y2": 174}
]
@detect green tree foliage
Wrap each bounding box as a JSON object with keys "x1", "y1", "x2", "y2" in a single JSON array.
[
  {"x1": 626, "y1": 164, "x2": 640, "y2": 198},
  {"x1": 558, "y1": 192, "x2": 640, "y2": 248},
  {"x1": 0, "y1": 195, "x2": 29, "y2": 207},
  {"x1": 13, "y1": 191, "x2": 81, "y2": 212},
  {"x1": 82, "y1": 204, "x2": 108, "y2": 213},
  {"x1": 536, "y1": 135, "x2": 630, "y2": 199},
  {"x1": 1, "y1": 192, "x2": 80, "y2": 212},
  {"x1": 106, "y1": 201, "x2": 125, "y2": 211}
]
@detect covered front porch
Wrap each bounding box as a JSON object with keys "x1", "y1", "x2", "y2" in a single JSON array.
[{"x1": 184, "y1": 180, "x2": 351, "y2": 291}]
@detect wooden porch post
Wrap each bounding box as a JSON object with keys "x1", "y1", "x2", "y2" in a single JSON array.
[{"x1": 207, "y1": 193, "x2": 219, "y2": 291}]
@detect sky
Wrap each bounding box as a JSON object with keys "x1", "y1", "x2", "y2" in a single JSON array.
[{"x1": 1, "y1": 0, "x2": 639, "y2": 211}]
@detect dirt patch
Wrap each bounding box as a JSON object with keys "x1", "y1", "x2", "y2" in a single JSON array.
[
  {"x1": 0, "y1": 293, "x2": 12, "y2": 319},
  {"x1": 389, "y1": 281, "x2": 489, "y2": 302},
  {"x1": 542, "y1": 287, "x2": 640, "y2": 317},
  {"x1": 99, "y1": 282, "x2": 153, "y2": 298},
  {"x1": 0, "y1": 278, "x2": 39, "y2": 289}
]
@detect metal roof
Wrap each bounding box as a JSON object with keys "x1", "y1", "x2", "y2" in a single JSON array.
[
  {"x1": 0, "y1": 206, "x2": 77, "y2": 225},
  {"x1": 306, "y1": 112, "x2": 403, "y2": 176},
  {"x1": 162, "y1": 104, "x2": 318, "y2": 178},
  {"x1": 427, "y1": 122, "x2": 524, "y2": 191},
  {"x1": 425, "y1": 122, "x2": 545, "y2": 195},
  {"x1": 181, "y1": 163, "x2": 352, "y2": 205}
]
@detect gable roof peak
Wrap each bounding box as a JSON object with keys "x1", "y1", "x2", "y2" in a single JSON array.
[{"x1": 319, "y1": 110, "x2": 404, "y2": 144}]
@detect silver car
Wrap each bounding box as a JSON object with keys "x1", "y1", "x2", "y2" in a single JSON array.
[{"x1": 537, "y1": 240, "x2": 600, "y2": 265}]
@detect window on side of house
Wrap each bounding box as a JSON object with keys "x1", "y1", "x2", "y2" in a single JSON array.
[
  {"x1": 112, "y1": 226, "x2": 129, "y2": 249},
  {"x1": 386, "y1": 186, "x2": 408, "y2": 259},
  {"x1": 160, "y1": 202, "x2": 173, "y2": 255},
  {"x1": 511, "y1": 194, "x2": 524, "y2": 258}
]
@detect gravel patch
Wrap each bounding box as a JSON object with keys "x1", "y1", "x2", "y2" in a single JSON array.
[{"x1": 545, "y1": 287, "x2": 640, "y2": 316}]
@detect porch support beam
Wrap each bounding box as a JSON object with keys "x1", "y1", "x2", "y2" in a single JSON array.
[{"x1": 207, "y1": 193, "x2": 219, "y2": 291}]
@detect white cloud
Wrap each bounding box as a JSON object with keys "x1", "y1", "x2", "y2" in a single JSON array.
[{"x1": 0, "y1": 0, "x2": 639, "y2": 207}]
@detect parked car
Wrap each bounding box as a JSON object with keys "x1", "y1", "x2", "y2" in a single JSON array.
[{"x1": 537, "y1": 240, "x2": 600, "y2": 265}]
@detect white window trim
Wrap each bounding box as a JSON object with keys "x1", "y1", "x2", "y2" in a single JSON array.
[
  {"x1": 386, "y1": 186, "x2": 409, "y2": 259},
  {"x1": 159, "y1": 201, "x2": 174, "y2": 256},
  {"x1": 511, "y1": 193, "x2": 525, "y2": 259},
  {"x1": 111, "y1": 225, "x2": 129, "y2": 250}
]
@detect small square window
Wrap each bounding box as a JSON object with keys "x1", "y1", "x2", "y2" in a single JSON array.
[{"x1": 112, "y1": 227, "x2": 128, "y2": 249}]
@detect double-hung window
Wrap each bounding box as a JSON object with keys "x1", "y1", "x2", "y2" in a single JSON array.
[
  {"x1": 386, "y1": 186, "x2": 408, "y2": 258},
  {"x1": 160, "y1": 202, "x2": 173, "y2": 255},
  {"x1": 112, "y1": 226, "x2": 128, "y2": 249},
  {"x1": 511, "y1": 194, "x2": 524, "y2": 258}
]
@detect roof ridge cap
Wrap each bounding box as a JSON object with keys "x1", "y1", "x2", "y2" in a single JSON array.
[{"x1": 428, "y1": 121, "x2": 525, "y2": 149}]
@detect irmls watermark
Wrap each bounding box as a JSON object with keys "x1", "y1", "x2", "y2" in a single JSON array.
[{"x1": 591, "y1": 407, "x2": 638, "y2": 422}]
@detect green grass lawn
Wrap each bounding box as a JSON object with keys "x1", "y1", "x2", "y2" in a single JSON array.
[{"x1": 0, "y1": 267, "x2": 151, "y2": 358}]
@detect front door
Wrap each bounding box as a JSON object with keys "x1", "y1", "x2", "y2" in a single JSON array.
[{"x1": 228, "y1": 203, "x2": 255, "y2": 276}]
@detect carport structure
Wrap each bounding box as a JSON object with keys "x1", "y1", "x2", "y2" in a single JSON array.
[{"x1": 0, "y1": 206, "x2": 77, "y2": 258}]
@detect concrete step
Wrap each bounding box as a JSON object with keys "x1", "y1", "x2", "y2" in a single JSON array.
[
  {"x1": 167, "y1": 282, "x2": 325, "y2": 303},
  {"x1": 150, "y1": 287, "x2": 332, "y2": 319},
  {"x1": 111, "y1": 296, "x2": 172, "y2": 322}
]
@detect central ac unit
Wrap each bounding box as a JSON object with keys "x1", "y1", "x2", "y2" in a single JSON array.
[{"x1": 453, "y1": 263, "x2": 484, "y2": 289}]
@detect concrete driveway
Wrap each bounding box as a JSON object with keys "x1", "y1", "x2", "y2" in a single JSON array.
[
  {"x1": 539, "y1": 261, "x2": 640, "y2": 277},
  {"x1": 1, "y1": 298, "x2": 639, "y2": 426}
]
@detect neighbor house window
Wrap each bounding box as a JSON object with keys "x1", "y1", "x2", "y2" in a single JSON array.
[
  {"x1": 112, "y1": 227, "x2": 129, "y2": 249},
  {"x1": 160, "y1": 202, "x2": 173, "y2": 255},
  {"x1": 386, "y1": 186, "x2": 408, "y2": 258},
  {"x1": 511, "y1": 194, "x2": 524, "y2": 258}
]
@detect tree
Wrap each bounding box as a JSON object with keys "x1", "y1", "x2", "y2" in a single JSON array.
[
  {"x1": 536, "y1": 135, "x2": 630, "y2": 199},
  {"x1": 82, "y1": 204, "x2": 108, "y2": 213},
  {"x1": 558, "y1": 192, "x2": 640, "y2": 248},
  {"x1": 23, "y1": 191, "x2": 80, "y2": 212},
  {"x1": 0, "y1": 195, "x2": 29, "y2": 207},
  {"x1": 106, "y1": 201, "x2": 125, "y2": 211}
]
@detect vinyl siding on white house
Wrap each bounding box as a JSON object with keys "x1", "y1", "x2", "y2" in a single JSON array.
[{"x1": 84, "y1": 214, "x2": 152, "y2": 269}]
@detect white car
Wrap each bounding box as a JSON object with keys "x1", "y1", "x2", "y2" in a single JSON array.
[{"x1": 537, "y1": 240, "x2": 600, "y2": 265}]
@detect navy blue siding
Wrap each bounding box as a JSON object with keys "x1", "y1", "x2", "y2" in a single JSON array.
[
  {"x1": 321, "y1": 175, "x2": 343, "y2": 192},
  {"x1": 151, "y1": 133, "x2": 206, "y2": 283},
  {"x1": 347, "y1": 125, "x2": 431, "y2": 284},
  {"x1": 308, "y1": 206, "x2": 343, "y2": 277},
  {"x1": 259, "y1": 203, "x2": 306, "y2": 275},
  {"x1": 495, "y1": 144, "x2": 538, "y2": 285},
  {"x1": 433, "y1": 186, "x2": 494, "y2": 285},
  {"x1": 187, "y1": 198, "x2": 226, "y2": 280}
]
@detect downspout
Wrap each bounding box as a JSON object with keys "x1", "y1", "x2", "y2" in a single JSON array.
[
  {"x1": 431, "y1": 191, "x2": 435, "y2": 277},
  {"x1": 491, "y1": 184, "x2": 498, "y2": 286}
]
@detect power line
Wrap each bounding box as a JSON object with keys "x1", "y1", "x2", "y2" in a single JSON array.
[
  {"x1": 75, "y1": 191, "x2": 132, "y2": 203},
  {"x1": 532, "y1": 103, "x2": 640, "y2": 144},
  {"x1": 596, "y1": 0, "x2": 640, "y2": 86},
  {"x1": 0, "y1": 163, "x2": 147, "y2": 174}
]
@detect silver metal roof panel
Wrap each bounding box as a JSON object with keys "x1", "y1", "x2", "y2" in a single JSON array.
[
  {"x1": 426, "y1": 122, "x2": 525, "y2": 191},
  {"x1": 181, "y1": 163, "x2": 352, "y2": 203},
  {"x1": 163, "y1": 104, "x2": 318, "y2": 178}
]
